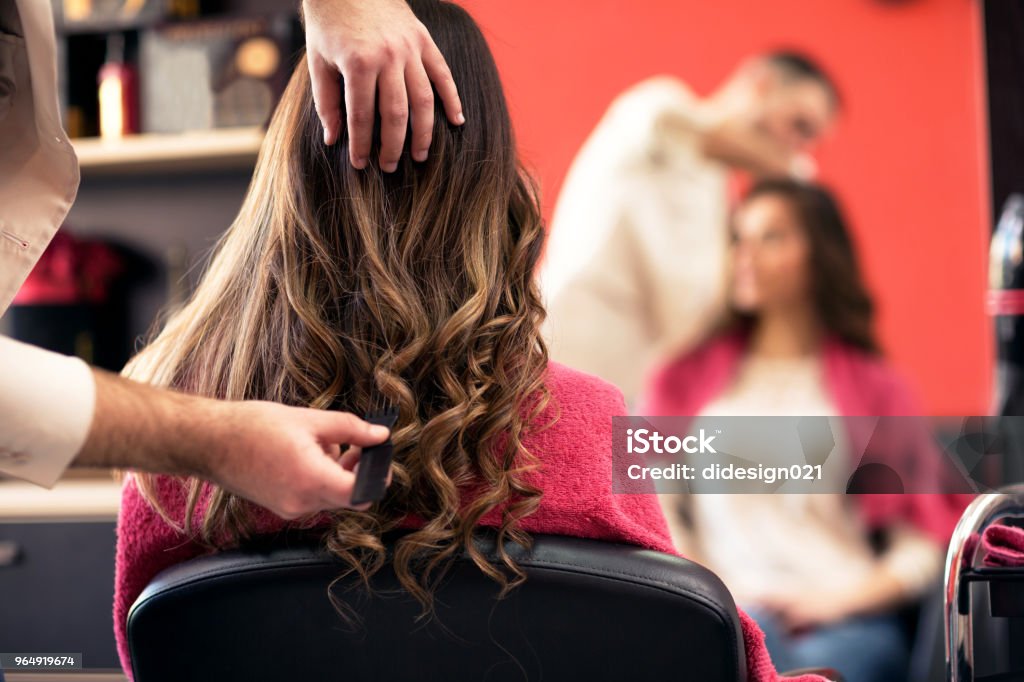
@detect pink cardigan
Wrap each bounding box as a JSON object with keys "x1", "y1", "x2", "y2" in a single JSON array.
[
  {"x1": 637, "y1": 327, "x2": 971, "y2": 543},
  {"x1": 114, "y1": 361, "x2": 825, "y2": 682}
]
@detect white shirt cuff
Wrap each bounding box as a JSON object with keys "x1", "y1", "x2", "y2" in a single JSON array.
[{"x1": 0, "y1": 336, "x2": 96, "y2": 487}]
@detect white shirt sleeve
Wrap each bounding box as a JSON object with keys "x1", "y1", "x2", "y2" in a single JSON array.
[
  {"x1": 0, "y1": 1, "x2": 88, "y2": 488},
  {"x1": 0, "y1": 335, "x2": 96, "y2": 487},
  {"x1": 540, "y1": 77, "x2": 731, "y2": 403}
]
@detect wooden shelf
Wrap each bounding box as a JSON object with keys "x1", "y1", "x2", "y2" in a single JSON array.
[
  {"x1": 0, "y1": 478, "x2": 123, "y2": 522},
  {"x1": 56, "y1": 16, "x2": 161, "y2": 36},
  {"x1": 72, "y1": 127, "x2": 264, "y2": 175}
]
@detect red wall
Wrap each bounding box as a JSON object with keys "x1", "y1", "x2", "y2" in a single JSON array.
[{"x1": 460, "y1": 0, "x2": 992, "y2": 415}]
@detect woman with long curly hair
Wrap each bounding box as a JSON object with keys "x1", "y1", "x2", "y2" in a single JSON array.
[{"x1": 113, "y1": 2, "x2": 823, "y2": 681}]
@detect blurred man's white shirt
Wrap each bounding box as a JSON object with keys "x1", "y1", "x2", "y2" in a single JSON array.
[
  {"x1": 0, "y1": 0, "x2": 92, "y2": 487},
  {"x1": 541, "y1": 76, "x2": 731, "y2": 404}
]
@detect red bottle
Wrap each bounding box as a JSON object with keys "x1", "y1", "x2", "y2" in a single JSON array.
[
  {"x1": 988, "y1": 194, "x2": 1024, "y2": 415},
  {"x1": 98, "y1": 33, "x2": 138, "y2": 138}
]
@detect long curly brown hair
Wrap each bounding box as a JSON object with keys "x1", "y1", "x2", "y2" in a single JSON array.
[
  {"x1": 124, "y1": 0, "x2": 550, "y2": 612},
  {"x1": 727, "y1": 178, "x2": 881, "y2": 355}
]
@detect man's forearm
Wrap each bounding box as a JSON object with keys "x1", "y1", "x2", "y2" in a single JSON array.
[
  {"x1": 75, "y1": 369, "x2": 392, "y2": 517},
  {"x1": 0, "y1": 337, "x2": 383, "y2": 513},
  {"x1": 74, "y1": 369, "x2": 220, "y2": 478},
  {"x1": 655, "y1": 110, "x2": 795, "y2": 178},
  {"x1": 696, "y1": 120, "x2": 795, "y2": 178}
]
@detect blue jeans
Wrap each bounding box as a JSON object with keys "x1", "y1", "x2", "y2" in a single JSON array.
[{"x1": 746, "y1": 607, "x2": 909, "y2": 682}]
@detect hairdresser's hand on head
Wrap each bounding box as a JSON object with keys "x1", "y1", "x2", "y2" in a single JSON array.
[
  {"x1": 302, "y1": 0, "x2": 464, "y2": 172},
  {"x1": 75, "y1": 370, "x2": 391, "y2": 518}
]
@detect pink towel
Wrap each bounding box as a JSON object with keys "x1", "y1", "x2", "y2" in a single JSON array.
[
  {"x1": 114, "y1": 361, "x2": 826, "y2": 682},
  {"x1": 982, "y1": 524, "x2": 1024, "y2": 567}
]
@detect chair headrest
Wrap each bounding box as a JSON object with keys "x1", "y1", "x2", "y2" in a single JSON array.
[{"x1": 128, "y1": 530, "x2": 746, "y2": 682}]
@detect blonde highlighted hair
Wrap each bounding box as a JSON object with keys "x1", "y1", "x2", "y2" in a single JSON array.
[{"x1": 125, "y1": 0, "x2": 550, "y2": 610}]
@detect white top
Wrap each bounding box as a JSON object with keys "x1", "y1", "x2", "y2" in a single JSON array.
[
  {"x1": 0, "y1": 0, "x2": 93, "y2": 487},
  {"x1": 540, "y1": 76, "x2": 730, "y2": 403},
  {"x1": 661, "y1": 354, "x2": 942, "y2": 606}
]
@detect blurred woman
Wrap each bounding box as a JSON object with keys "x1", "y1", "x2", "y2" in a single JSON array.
[
  {"x1": 111, "y1": 2, "x2": 817, "y2": 681},
  {"x1": 639, "y1": 179, "x2": 967, "y2": 682}
]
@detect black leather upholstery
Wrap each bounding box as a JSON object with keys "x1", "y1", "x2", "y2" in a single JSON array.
[{"x1": 127, "y1": 531, "x2": 747, "y2": 681}]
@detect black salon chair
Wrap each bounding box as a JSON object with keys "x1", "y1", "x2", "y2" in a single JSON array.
[{"x1": 127, "y1": 531, "x2": 839, "y2": 681}]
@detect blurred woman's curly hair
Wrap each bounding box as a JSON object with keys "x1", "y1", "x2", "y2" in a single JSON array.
[{"x1": 728, "y1": 178, "x2": 880, "y2": 355}]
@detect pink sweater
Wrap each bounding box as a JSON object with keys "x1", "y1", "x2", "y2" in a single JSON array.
[
  {"x1": 114, "y1": 361, "x2": 825, "y2": 682},
  {"x1": 638, "y1": 327, "x2": 972, "y2": 543}
]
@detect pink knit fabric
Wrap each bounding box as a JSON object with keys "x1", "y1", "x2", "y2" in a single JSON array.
[{"x1": 114, "y1": 361, "x2": 824, "y2": 682}]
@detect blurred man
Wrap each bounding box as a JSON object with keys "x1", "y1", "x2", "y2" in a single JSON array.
[{"x1": 541, "y1": 52, "x2": 839, "y2": 403}]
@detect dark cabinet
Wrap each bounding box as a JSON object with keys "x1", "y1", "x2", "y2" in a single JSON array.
[{"x1": 0, "y1": 521, "x2": 120, "y2": 671}]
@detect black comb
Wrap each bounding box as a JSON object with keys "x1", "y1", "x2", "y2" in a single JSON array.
[{"x1": 350, "y1": 395, "x2": 399, "y2": 506}]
